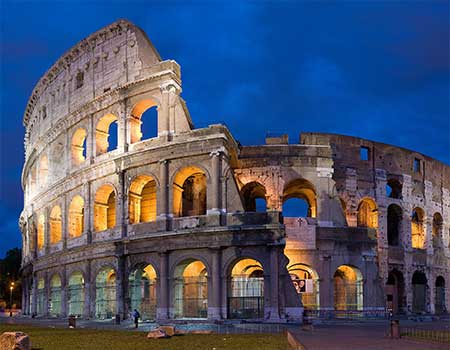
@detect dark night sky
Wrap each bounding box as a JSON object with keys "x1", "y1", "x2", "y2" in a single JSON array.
[{"x1": 0, "y1": 1, "x2": 449, "y2": 257}]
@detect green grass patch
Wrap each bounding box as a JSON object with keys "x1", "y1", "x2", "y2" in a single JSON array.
[{"x1": 0, "y1": 324, "x2": 286, "y2": 350}]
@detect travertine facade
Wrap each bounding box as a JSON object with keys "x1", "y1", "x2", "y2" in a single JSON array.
[{"x1": 19, "y1": 20, "x2": 449, "y2": 322}]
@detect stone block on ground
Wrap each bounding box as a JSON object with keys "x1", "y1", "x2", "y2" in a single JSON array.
[
  {"x1": 147, "y1": 328, "x2": 170, "y2": 339},
  {"x1": 0, "y1": 332, "x2": 31, "y2": 350},
  {"x1": 159, "y1": 326, "x2": 175, "y2": 336},
  {"x1": 190, "y1": 329, "x2": 214, "y2": 334}
]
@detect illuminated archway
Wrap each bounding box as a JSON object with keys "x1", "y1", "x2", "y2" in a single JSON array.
[
  {"x1": 241, "y1": 181, "x2": 267, "y2": 212},
  {"x1": 173, "y1": 166, "x2": 207, "y2": 217},
  {"x1": 96, "y1": 113, "x2": 118, "y2": 155},
  {"x1": 173, "y1": 260, "x2": 208, "y2": 318},
  {"x1": 71, "y1": 128, "x2": 87, "y2": 165},
  {"x1": 37, "y1": 214, "x2": 45, "y2": 250},
  {"x1": 68, "y1": 195, "x2": 84, "y2": 238},
  {"x1": 130, "y1": 99, "x2": 158, "y2": 143},
  {"x1": 49, "y1": 206, "x2": 62, "y2": 245},
  {"x1": 129, "y1": 264, "x2": 157, "y2": 321},
  {"x1": 357, "y1": 198, "x2": 378, "y2": 228},
  {"x1": 49, "y1": 274, "x2": 62, "y2": 317},
  {"x1": 128, "y1": 175, "x2": 157, "y2": 224},
  {"x1": 287, "y1": 262, "x2": 320, "y2": 310},
  {"x1": 411, "y1": 207, "x2": 425, "y2": 249},
  {"x1": 95, "y1": 267, "x2": 116, "y2": 319},
  {"x1": 36, "y1": 278, "x2": 45, "y2": 315},
  {"x1": 94, "y1": 185, "x2": 116, "y2": 232},
  {"x1": 68, "y1": 271, "x2": 84, "y2": 316},
  {"x1": 228, "y1": 258, "x2": 264, "y2": 319},
  {"x1": 282, "y1": 178, "x2": 316, "y2": 218},
  {"x1": 333, "y1": 265, "x2": 363, "y2": 311}
]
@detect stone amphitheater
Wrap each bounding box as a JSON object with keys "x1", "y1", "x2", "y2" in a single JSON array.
[{"x1": 19, "y1": 19, "x2": 449, "y2": 322}]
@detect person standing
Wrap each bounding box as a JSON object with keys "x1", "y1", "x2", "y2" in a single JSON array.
[{"x1": 132, "y1": 309, "x2": 140, "y2": 328}]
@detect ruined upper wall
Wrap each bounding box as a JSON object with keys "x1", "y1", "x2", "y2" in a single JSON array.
[
  {"x1": 23, "y1": 19, "x2": 161, "y2": 150},
  {"x1": 300, "y1": 132, "x2": 450, "y2": 191}
]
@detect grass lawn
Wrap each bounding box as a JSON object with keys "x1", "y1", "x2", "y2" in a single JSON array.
[{"x1": 0, "y1": 324, "x2": 286, "y2": 350}]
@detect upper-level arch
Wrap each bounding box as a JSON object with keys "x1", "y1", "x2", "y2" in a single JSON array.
[
  {"x1": 282, "y1": 178, "x2": 317, "y2": 218},
  {"x1": 357, "y1": 197, "x2": 378, "y2": 229},
  {"x1": 71, "y1": 128, "x2": 87, "y2": 165},
  {"x1": 96, "y1": 113, "x2": 118, "y2": 155},
  {"x1": 130, "y1": 99, "x2": 159, "y2": 143},
  {"x1": 173, "y1": 165, "x2": 208, "y2": 217}
]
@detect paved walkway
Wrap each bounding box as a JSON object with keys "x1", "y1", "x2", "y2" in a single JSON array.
[{"x1": 291, "y1": 322, "x2": 450, "y2": 350}]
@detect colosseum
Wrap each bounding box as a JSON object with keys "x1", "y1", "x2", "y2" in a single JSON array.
[{"x1": 19, "y1": 19, "x2": 449, "y2": 323}]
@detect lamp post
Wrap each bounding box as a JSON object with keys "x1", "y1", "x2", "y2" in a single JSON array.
[{"x1": 9, "y1": 282, "x2": 14, "y2": 317}]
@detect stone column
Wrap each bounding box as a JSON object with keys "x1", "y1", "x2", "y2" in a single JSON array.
[
  {"x1": 44, "y1": 271, "x2": 49, "y2": 317},
  {"x1": 117, "y1": 99, "x2": 128, "y2": 153},
  {"x1": 31, "y1": 274, "x2": 37, "y2": 315},
  {"x1": 117, "y1": 169, "x2": 127, "y2": 238},
  {"x1": 157, "y1": 252, "x2": 169, "y2": 320},
  {"x1": 158, "y1": 86, "x2": 170, "y2": 138},
  {"x1": 208, "y1": 248, "x2": 222, "y2": 320},
  {"x1": 84, "y1": 260, "x2": 92, "y2": 319},
  {"x1": 116, "y1": 257, "x2": 125, "y2": 319},
  {"x1": 85, "y1": 181, "x2": 92, "y2": 244},
  {"x1": 427, "y1": 270, "x2": 435, "y2": 314},
  {"x1": 158, "y1": 159, "x2": 170, "y2": 230},
  {"x1": 61, "y1": 267, "x2": 67, "y2": 317},
  {"x1": 21, "y1": 278, "x2": 27, "y2": 315},
  {"x1": 319, "y1": 255, "x2": 333, "y2": 312},
  {"x1": 62, "y1": 194, "x2": 68, "y2": 250},
  {"x1": 267, "y1": 246, "x2": 280, "y2": 320},
  {"x1": 208, "y1": 150, "x2": 222, "y2": 215},
  {"x1": 44, "y1": 208, "x2": 50, "y2": 255}
]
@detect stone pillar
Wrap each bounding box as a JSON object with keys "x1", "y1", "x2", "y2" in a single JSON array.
[
  {"x1": 208, "y1": 248, "x2": 222, "y2": 320},
  {"x1": 427, "y1": 270, "x2": 435, "y2": 314},
  {"x1": 21, "y1": 278, "x2": 27, "y2": 315},
  {"x1": 31, "y1": 274, "x2": 37, "y2": 315},
  {"x1": 44, "y1": 271, "x2": 49, "y2": 317},
  {"x1": 61, "y1": 267, "x2": 67, "y2": 317},
  {"x1": 319, "y1": 255, "x2": 333, "y2": 312},
  {"x1": 266, "y1": 246, "x2": 281, "y2": 320},
  {"x1": 208, "y1": 150, "x2": 222, "y2": 215},
  {"x1": 85, "y1": 181, "x2": 92, "y2": 243},
  {"x1": 62, "y1": 194, "x2": 68, "y2": 250},
  {"x1": 116, "y1": 257, "x2": 125, "y2": 319},
  {"x1": 117, "y1": 99, "x2": 128, "y2": 153},
  {"x1": 158, "y1": 159, "x2": 170, "y2": 230},
  {"x1": 157, "y1": 252, "x2": 169, "y2": 320},
  {"x1": 117, "y1": 169, "x2": 127, "y2": 238},
  {"x1": 84, "y1": 260, "x2": 92, "y2": 319},
  {"x1": 158, "y1": 86, "x2": 170, "y2": 137},
  {"x1": 44, "y1": 208, "x2": 50, "y2": 255}
]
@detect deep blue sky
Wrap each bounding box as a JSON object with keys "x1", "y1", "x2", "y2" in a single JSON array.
[{"x1": 0, "y1": 1, "x2": 449, "y2": 257}]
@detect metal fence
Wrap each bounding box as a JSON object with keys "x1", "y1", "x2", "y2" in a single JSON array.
[
  {"x1": 304, "y1": 309, "x2": 388, "y2": 320},
  {"x1": 402, "y1": 327, "x2": 450, "y2": 344},
  {"x1": 228, "y1": 296, "x2": 264, "y2": 319}
]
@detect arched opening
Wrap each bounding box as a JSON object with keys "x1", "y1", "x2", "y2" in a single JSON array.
[
  {"x1": 130, "y1": 99, "x2": 158, "y2": 143},
  {"x1": 37, "y1": 214, "x2": 45, "y2": 250},
  {"x1": 411, "y1": 207, "x2": 425, "y2": 249},
  {"x1": 96, "y1": 113, "x2": 118, "y2": 155},
  {"x1": 71, "y1": 128, "x2": 87, "y2": 165},
  {"x1": 435, "y1": 276, "x2": 446, "y2": 314},
  {"x1": 173, "y1": 260, "x2": 208, "y2": 319},
  {"x1": 49, "y1": 206, "x2": 62, "y2": 245},
  {"x1": 356, "y1": 198, "x2": 378, "y2": 228},
  {"x1": 288, "y1": 263, "x2": 320, "y2": 310},
  {"x1": 68, "y1": 272, "x2": 84, "y2": 317},
  {"x1": 128, "y1": 175, "x2": 157, "y2": 224},
  {"x1": 387, "y1": 204, "x2": 402, "y2": 246},
  {"x1": 333, "y1": 265, "x2": 363, "y2": 312},
  {"x1": 385, "y1": 270, "x2": 405, "y2": 314},
  {"x1": 36, "y1": 278, "x2": 45, "y2": 315},
  {"x1": 412, "y1": 271, "x2": 427, "y2": 313},
  {"x1": 95, "y1": 267, "x2": 116, "y2": 319},
  {"x1": 282, "y1": 179, "x2": 316, "y2": 219},
  {"x1": 173, "y1": 166, "x2": 207, "y2": 217},
  {"x1": 432, "y1": 213, "x2": 443, "y2": 250},
  {"x1": 129, "y1": 264, "x2": 157, "y2": 321},
  {"x1": 386, "y1": 179, "x2": 402, "y2": 199},
  {"x1": 68, "y1": 195, "x2": 84, "y2": 238},
  {"x1": 228, "y1": 258, "x2": 264, "y2": 319},
  {"x1": 30, "y1": 166, "x2": 37, "y2": 196},
  {"x1": 39, "y1": 155, "x2": 48, "y2": 186},
  {"x1": 49, "y1": 274, "x2": 62, "y2": 317},
  {"x1": 241, "y1": 181, "x2": 267, "y2": 212},
  {"x1": 94, "y1": 185, "x2": 116, "y2": 232}
]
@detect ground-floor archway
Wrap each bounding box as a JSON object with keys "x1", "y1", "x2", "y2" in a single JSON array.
[
  {"x1": 385, "y1": 269, "x2": 405, "y2": 314},
  {"x1": 36, "y1": 278, "x2": 45, "y2": 316},
  {"x1": 173, "y1": 260, "x2": 208, "y2": 318},
  {"x1": 95, "y1": 267, "x2": 116, "y2": 319},
  {"x1": 412, "y1": 271, "x2": 427, "y2": 313},
  {"x1": 288, "y1": 263, "x2": 320, "y2": 310},
  {"x1": 228, "y1": 258, "x2": 264, "y2": 319},
  {"x1": 333, "y1": 265, "x2": 363, "y2": 311},
  {"x1": 68, "y1": 272, "x2": 84, "y2": 316},
  {"x1": 49, "y1": 275, "x2": 62, "y2": 317},
  {"x1": 435, "y1": 276, "x2": 446, "y2": 314},
  {"x1": 129, "y1": 264, "x2": 157, "y2": 321}
]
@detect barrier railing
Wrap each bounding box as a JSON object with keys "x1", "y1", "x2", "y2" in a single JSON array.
[{"x1": 401, "y1": 327, "x2": 450, "y2": 344}]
